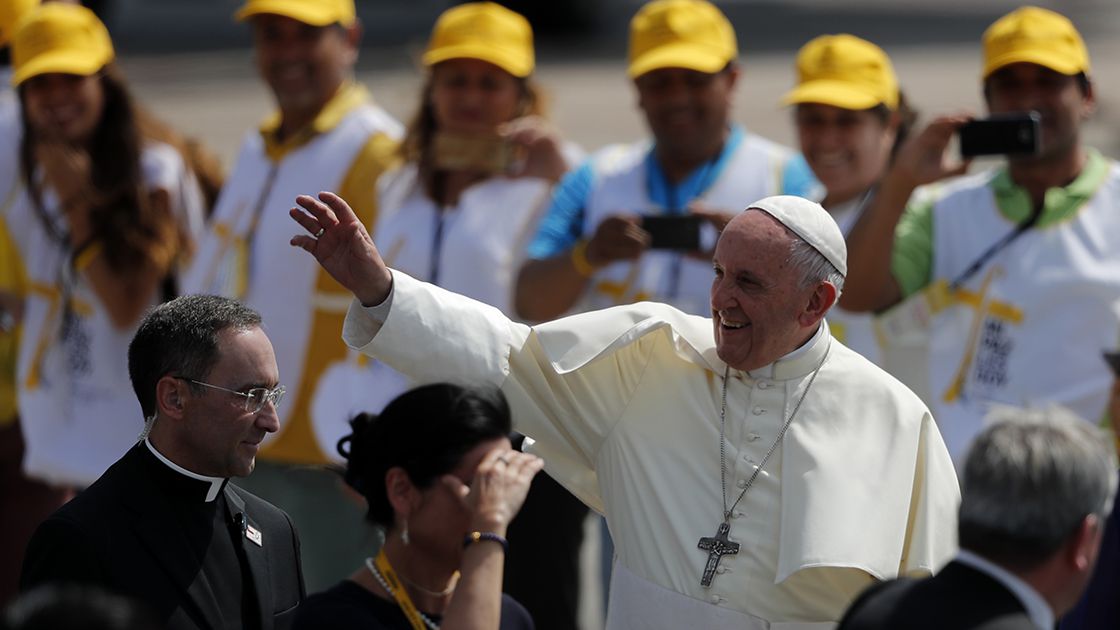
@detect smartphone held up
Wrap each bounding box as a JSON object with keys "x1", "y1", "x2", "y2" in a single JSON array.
[
  {"x1": 431, "y1": 131, "x2": 519, "y2": 174},
  {"x1": 958, "y1": 112, "x2": 1040, "y2": 158}
]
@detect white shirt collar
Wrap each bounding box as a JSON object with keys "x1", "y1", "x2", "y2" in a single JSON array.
[
  {"x1": 955, "y1": 549, "x2": 1054, "y2": 630},
  {"x1": 743, "y1": 323, "x2": 826, "y2": 380},
  {"x1": 144, "y1": 439, "x2": 226, "y2": 502}
]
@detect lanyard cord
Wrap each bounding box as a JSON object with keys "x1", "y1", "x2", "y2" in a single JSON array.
[{"x1": 949, "y1": 203, "x2": 1043, "y2": 291}]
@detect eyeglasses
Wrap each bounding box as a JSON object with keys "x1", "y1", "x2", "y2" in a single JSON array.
[{"x1": 182, "y1": 378, "x2": 286, "y2": 414}]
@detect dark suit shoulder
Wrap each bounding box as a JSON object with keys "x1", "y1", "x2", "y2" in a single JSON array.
[
  {"x1": 839, "y1": 562, "x2": 1036, "y2": 630},
  {"x1": 21, "y1": 509, "x2": 107, "y2": 591}
]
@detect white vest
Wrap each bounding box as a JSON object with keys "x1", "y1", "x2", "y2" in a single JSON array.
[
  {"x1": 822, "y1": 195, "x2": 884, "y2": 366},
  {"x1": 375, "y1": 163, "x2": 553, "y2": 316},
  {"x1": 583, "y1": 135, "x2": 795, "y2": 316},
  {"x1": 182, "y1": 102, "x2": 401, "y2": 462},
  {"x1": 927, "y1": 163, "x2": 1120, "y2": 461},
  {"x1": 8, "y1": 142, "x2": 203, "y2": 486}
]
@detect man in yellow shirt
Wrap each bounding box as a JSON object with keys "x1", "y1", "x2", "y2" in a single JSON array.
[{"x1": 182, "y1": 0, "x2": 401, "y2": 590}]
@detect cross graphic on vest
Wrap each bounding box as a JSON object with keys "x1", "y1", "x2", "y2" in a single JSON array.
[
  {"x1": 934, "y1": 267, "x2": 1023, "y2": 403},
  {"x1": 697, "y1": 521, "x2": 740, "y2": 588}
]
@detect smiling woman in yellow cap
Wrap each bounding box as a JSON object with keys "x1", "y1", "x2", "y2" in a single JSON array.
[
  {"x1": 329, "y1": 5, "x2": 581, "y2": 627},
  {"x1": 364, "y1": 2, "x2": 578, "y2": 387},
  {"x1": 782, "y1": 33, "x2": 916, "y2": 368},
  {"x1": 0, "y1": 2, "x2": 207, "y2": 489}
]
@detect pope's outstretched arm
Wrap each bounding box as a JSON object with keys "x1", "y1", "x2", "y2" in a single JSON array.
[{"x1": 289, "y1": 191, "x2": 392, "y2": 307}]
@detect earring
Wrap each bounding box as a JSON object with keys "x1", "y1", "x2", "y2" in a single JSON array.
[{"x1": 402, "y1": 520, "x2": 410, "y2": 546}]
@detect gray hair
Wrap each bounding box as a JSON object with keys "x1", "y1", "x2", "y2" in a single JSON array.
[
  {"x1": 787, "y1": 237, "x2": 845, "y2": 294},
  {"x1": 958, "y1": 405, "x2": 1117, "y2": 570}
]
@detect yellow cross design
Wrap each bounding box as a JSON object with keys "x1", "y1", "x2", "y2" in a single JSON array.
[
  {"x1": 936, "y1": 267, "x2": 1024, "y2": 403},
  {"x1": 24, "y1": 281, "x2": 92, "y2": 390},
  {"x1": 594, "y1": 264, "x2": 650, "y2": 304}
]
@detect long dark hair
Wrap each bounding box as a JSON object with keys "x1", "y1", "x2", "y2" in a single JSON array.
[
  {"x1": 336, "y1": 383, "x2": 513, "y2": 529},
  {"x1": 19, "y1": 63, "x2": 180, "y2": 273}
]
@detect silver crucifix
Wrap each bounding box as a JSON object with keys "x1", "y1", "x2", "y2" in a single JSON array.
[{"x1": 697, "y1": 522, "x2": 739, "y2": 588}]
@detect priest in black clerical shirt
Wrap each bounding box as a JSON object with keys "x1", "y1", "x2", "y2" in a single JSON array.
[{"x1": 20, "y1": 296, "x2": 305, "y2": 630}]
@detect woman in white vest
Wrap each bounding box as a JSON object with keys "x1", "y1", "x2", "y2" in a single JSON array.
[
  {"x1": 0, "y1": 4, "x2": 204, "y2": 487},
  {"x1": 783, "y1": 34, "x2": 916, "y2": 368},
  {"x1": 364, "y1": 2, "x2": 579, "y2": 415}
]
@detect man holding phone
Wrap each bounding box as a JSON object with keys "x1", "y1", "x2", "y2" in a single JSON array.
[
  {"x1": 841, "y1": 6, "x2": 1120, "y2": 463},
  {"x1": 514, "y1": 0, "x2": 815, "y2": 321}
]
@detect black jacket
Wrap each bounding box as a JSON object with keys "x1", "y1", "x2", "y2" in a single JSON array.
[
  {"x1": 838, "y1": 560, "x2": 1038, "y2": 630},
  {"x1": 21, "y1": 443, "x2": 305, "y2": 630}
]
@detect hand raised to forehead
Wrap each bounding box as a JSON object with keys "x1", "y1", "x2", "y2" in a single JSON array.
[
  {"x1": 440, "y1": 448, "x2": 544, "y2": 533},
  {"x1": 289, "y1": 191, "x2": 393, "y2": 306}
]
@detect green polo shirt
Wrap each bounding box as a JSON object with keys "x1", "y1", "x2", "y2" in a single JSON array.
[{"x1": 892, "y1": 149, "x2": 1111, "y2": 298}]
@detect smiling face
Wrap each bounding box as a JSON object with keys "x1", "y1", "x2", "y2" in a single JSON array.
[
  {"x1": 252, "y1": 14, "x2": 357, "y2": 122},
  {"x1": 635, "y1": 65, "x2": 737, "y2": 165},
  {"x1": 429, "y1": 58, "x2": 524, "y2": 135},
  {"x1": 984, "y1": 62, "x2": 1094, "y2": 164},
  {"x1": 795, "y1": 103, "x2": 897, "y2": 206},
  {"x1": 179, "y1": 326, "x2": 281, "y2": 478},
  {"x1": 711, "y1": 211, "x2": 828, "y2": 372},
  {"x1": 21, "y1": 72, "x2": 105, "y2": 143}
]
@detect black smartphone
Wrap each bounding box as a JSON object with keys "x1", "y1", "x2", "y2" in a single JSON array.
[
  {"x1": 641, "y1": 215, "x2": 702, "y2": 251},
  {"x1": 958, "y1": 112, "x2": 1040, "y2": 157},
  {"x1": 1103, "y1": 351, "x2": 1120, "y2": 376}
]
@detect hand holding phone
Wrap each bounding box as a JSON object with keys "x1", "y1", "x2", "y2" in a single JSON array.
[
  {"x1": 958, "y1": 112, "x2": 1040, "y2": 157},
  {"x1": 431, "y1": 132, "x2": 516, "y2": 174},
  {"x1": 641, "y1": 215, "x2": 702, "y2": 251}
]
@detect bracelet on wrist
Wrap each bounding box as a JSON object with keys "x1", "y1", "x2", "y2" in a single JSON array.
[
  {"x1": 570, "y1": 239, "x2": 598, "y2": 278},
  {"x1": 462, "y1": 531, "x2": 508, "y2": 554}
]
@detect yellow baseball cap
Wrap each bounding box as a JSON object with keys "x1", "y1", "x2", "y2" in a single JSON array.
[
  {"x1": 422, "y1": 2, "x2": 534, "y2": 78},
  {"x1": 627, "y1": 0, "x2": 737, "y2": 79},
  {"x1": 783, "y1": 34, "x2": 899, "y2": 111},
  {"x1": 982, "y1": 6, "x2": 1089, "y2": 78},
  {"x1": 235, "y1": 0, "x2": 356, "y2": 27},
  {"x1": 0, "y1": 0, "x2": 37, "y2": 48},
  {"x1": 11, "y1": 3, "x2": 114, "y2": 86}
]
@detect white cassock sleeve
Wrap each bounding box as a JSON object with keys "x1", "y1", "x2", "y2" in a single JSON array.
[{"x1": 343, "y1": 270, "x2": 661, "y2": 513}]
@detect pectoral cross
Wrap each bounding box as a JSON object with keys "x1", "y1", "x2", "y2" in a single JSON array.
[{"x1": 697, "y1": 522, "x2": 739, "y2": 588}]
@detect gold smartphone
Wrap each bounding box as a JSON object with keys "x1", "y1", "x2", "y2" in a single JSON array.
[{"x1": 431, "y1": 132, "x2": 517, "y2": 174}]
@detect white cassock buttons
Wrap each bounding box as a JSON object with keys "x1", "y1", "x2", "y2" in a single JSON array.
[
  {"x1": 710, "y1": 595, "x2": 722, "y2": 604},
  {"x1": 752, "y1": 406, "x2": 764, "y2": 415},
  {"x1": 736, "y1": 479, "x2": 747, "y2": 488}
]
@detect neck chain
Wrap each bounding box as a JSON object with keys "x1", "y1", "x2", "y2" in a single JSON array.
[
  {"x1": 719, "y1": 341, "x2": 830, "y2": 522},
  {"x1": 401, "y1": 570, "x2": 459, "y2": 598},
  {"x1": 365, "y1": 556, "x2": 440, "y2": 630},
  {"x1": 698, "y1": 339, "x2": 830, "y2": 588}
]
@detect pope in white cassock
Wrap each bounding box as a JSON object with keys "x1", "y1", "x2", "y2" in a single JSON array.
[{"x1": 289, "y1": 191, "x2": 960, "y2": 629}]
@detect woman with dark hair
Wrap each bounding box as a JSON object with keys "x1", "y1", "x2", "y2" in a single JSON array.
[
  {"x1": 332, "y1": 2, "x2": 581, "y2": 432},
  {"x1": 295, "y1": 383, "x2": 541, "y2": 630},
  {"x1": 783, "y1": 34, "x2": 917, "y2": 369},
  {"x1": 0, "y1": 3, "x2": 204, "y2": 488}
]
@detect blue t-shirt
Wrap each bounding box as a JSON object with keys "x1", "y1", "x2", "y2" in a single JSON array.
[{"x1": 526, "y1": 126, "x2": 816, "y2": 259}]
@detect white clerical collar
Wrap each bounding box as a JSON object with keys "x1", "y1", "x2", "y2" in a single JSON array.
[
  {"x1": 743, "y1": 323, "x2": 826, "y2": 380},
  {"x1": 144, "y1": 439, "x2": 226, "y2": 502},
  {"x1": 955, "y1": 549, "x2": 1054, "y2": 630}
]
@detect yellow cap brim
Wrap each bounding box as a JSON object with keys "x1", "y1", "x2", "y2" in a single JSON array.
[
  {"x1": 983, "y1": 51, "x2": 1087, "y2": 78},
  {"x1": 422, "y1": 45, "x2": 532, "y2": 78},
  {"x1": 12, "y1": 51, "x2": 108, "y2": 86},
  {"x1": 235, "y1": 1, "x2": 349, "y2": 27},
  {"x1": 782, "y1": 80, "x2": 893, "y2": 111},
  {"x1": 628, "y1": 43, "x2": 732, "y2": 79}
]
